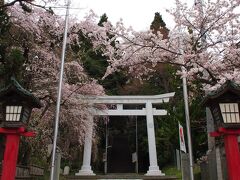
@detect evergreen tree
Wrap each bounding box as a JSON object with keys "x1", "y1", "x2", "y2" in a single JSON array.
[
  {"x1": 98, "y1": 13, "x2": 108, "y2": 27},
  {"x1": 150, "y1": 12, "x2": 169, "y2": 38},
  {"x1": 77, "y1": 13, "x2": 127, "y2": 95},
  {"x1": 0, "y1": 7, "x2": 26, "y2": 86},
  {"x1": 150, "y1": 12, "x2": 166, "y2": 30}
]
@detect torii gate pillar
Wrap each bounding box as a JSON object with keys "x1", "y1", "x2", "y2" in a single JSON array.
[
  {"x1": 145, "y1": 101, "x2": 164, "y2": 176},
  {"x1": 75, "y1": 115, "x2": 95, "y2": 176}
]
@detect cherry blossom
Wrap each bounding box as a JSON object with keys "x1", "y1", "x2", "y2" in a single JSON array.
[
  {"x1": 72, "y1": 0, "x2": 240, "y2": 91},
  {"x1": 4, "y1": 2, "x2": 106, "y2": 157},
  {"x1": 3, "y1": 0, "x2": 240, "y2": 158}
]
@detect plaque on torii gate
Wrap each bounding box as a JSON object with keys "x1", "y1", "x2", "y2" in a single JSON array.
[{"x1": 75, "y1": 92, "x2": 175, "y2": 176}]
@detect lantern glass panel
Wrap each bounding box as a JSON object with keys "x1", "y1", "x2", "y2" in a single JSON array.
[
  {"x1": 6, "y1": 106, "x2": 22, "y2": 121},
  {"x1": 219, "y1": 103, "x2": 240, "y2": 123}
]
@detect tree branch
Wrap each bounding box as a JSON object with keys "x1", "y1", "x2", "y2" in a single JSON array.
[{"x1": 0, "y1": 0, "x2": 53, "y2": 13}]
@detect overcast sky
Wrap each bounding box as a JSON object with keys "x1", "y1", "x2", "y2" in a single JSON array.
[{"x1": 64, "y1": 0, "x2": 195, "y2": 31}]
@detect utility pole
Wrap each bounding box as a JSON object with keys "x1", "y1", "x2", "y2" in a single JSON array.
[
  {"x1": 182, "y1": 73, "x2": 194, "y2": 180},
  {"x1": 50, "y1": 1, "x2": 70, "y2": 179},
  {"x1": 176, "y1": 0, "x2": 195, "y2": 178},
  {"x1": 135, "y1": 117, "x2": 138, "y2": 174},
  {"x1": 104, "y1": 122, "x2": 108, "y2": 174},
  {"x1": 194, "y1": 0, "x2": 215, "y2": 151},
  {"x1": 194, "y1": 0, "x2": 218, "y2": 179},
  {"x1": 178, "y1": 1, "x2": 208, "y2": 179}
]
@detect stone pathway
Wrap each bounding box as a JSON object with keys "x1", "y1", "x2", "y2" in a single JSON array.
[
  {"x1": 67, "y1": 174, "x2": 178, "y2": 180},
  {"x1": 98, "y1": 179, "x2": 142, "y2": 180}
]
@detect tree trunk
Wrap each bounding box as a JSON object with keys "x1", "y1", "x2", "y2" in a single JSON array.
[{"x1": 18, "y1": 141, "x2": 32, "y2": 166}]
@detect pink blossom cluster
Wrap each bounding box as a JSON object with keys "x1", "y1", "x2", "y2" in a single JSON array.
[
  {"x1": 6, "y1": 3, "x2": 106, "y2": 157},
  {"x1": 67, "y1": 0, "x2": 240, "y2": 91}
]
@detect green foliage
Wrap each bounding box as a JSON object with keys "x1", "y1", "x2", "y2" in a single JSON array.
[
  {"x1": 80, "y1": 48, "x2": 127, "y2": 94},
  {"x1": 0, "y1": 8, "x2": 10, "y2": 65},
  {"x1": 5, "y1": 49, "x2": 25, "y2": 72},
  {"x1": 98, "y1": 13, "x2": 108, "y2": 27},
  {"x1": 162, "y1": 164, "x2": 201, "y2": 179},
  {"x1": 189, "y1": 95, "x2": 208, "y2": 158},
  {"x1": 0, "y1": 9, "x2": 26, "y2": 86},
  {"x1": 20, "y1": 2, "x2": 32, "y2": 13},
  {"x1": 152, "y1": 66, "x2": 184, "y2": 166},
  {"x1": 162, "y1": 165, "x2": 182, "y2": 178},
  {"x1": 0, "y1": 8, "x2": 10, "y2": 35},
  {"x1": 76, "y1": 13, "x2": 127, "y2": 95},
  {"x1": 155, "y1": 93, "x2": 207, "y2": 166},
  {"x1": 124, "y1": 64, "x2": 207, "y2": 167},
  {"x1": 150, "y1": 12, "x2": 166, "y2": 30},
  {"x1": 0, "y1": 48, "x2": 26, "y2": 86}
]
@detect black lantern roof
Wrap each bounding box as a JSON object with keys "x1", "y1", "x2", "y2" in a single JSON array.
[
  {"x1": 0, "y1": 77, "x2": 42, "y2": 108},
  {"x1": 202, "y1": 80, "x2": 240, "y2": 106}
]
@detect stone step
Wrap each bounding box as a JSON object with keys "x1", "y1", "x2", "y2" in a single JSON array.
[
  {"x1": 66, "y1": 174, "x2": 178, "y2": 180},
  {"x1": 97, "y1": 179, "x2": 142, "y2": 180}
]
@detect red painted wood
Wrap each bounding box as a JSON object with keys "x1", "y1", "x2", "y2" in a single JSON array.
[
  {"x1": 210, "y1": 131, "x2": 221, "y2": 137},
  {"x1": 218, "y1": 127, "x2": 240, "y2": 135},
  {"x1": 210, "y1": 128, "x2": 240, "y2": 137},
  {"x1": 0, "y1": 127, "x2": 25, "y2": 134},
  {"x1": 21, "y1": 131, "x2": 36, "y2": 137},
  {"x1": 224, "y1": 134, "x2": 240, "y2": 180},
  {"x1": 1, "y1": 134, "x2": 20, "y2": 180},
  {"x1": 0, "y1": 127, "x2": 36, "y2": 180},
  {"x1": 210, "y1": 128, "x2": 240, "y2": 180}
]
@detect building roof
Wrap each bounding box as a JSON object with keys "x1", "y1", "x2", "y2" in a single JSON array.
[
  {"x1": 202, "y1": 80, "x2": 240, "y2": 106},
  {"x1": 0, "y1": 77, "x2": 42, "y2": 108}
]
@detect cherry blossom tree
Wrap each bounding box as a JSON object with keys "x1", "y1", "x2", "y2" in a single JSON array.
[
  {"x1": 2, "y1": 0, "x2": 240, "y2": 162},
  {"x1": 75, "y1": 0, "x2": 240, "y2": 91},
  {"x1": 1, "y1": 2, "x2": 106, "y2": 162}
]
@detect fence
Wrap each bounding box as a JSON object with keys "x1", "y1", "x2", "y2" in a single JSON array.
[{"x1": 0, "y1": 163, "x2": 44, "y2": 179}]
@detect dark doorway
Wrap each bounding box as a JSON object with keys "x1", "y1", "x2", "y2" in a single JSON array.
[
  {"x1": 107, "y1": 117, "x2": 135, "y2": 173},
  {"x1": 108, "y1": 135, "x2": 133, "y2": 173}
]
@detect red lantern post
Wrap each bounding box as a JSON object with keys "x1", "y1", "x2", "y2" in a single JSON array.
[
  {"x1": 0, "y1": 127, "x2": 35, "y2": 180},
  {"x1": 211, "y1": 128, "x2": 240, "y2": 180}
]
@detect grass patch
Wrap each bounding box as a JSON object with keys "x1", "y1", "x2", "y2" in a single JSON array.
[
  {"x1": 163, "y1": 164, "x2": 201, "y2": 179},
  {"x1": 163, "y1": 166, "x2": 182, "y2": 178}
]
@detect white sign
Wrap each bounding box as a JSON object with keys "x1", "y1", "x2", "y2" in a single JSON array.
[
  {"x1": 103, "y1": 152, "x2": 106, "y2": 162},
  {"x1": 47, "y1": 144, "x2": 53, "y2": 157},
  {"x1": 179, "y1": 122, "x2": 186, "y2": 153},
  {"x1": 132, "y1": 152, "x2": 137, "y2": 163}
]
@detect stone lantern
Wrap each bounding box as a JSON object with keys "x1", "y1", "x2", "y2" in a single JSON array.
[
  {"x1": 0, "y1": 77, "x2": 42, "y2": 180},
  {"x1": 203, "y1": 80, "x2": 240, "y2": 180},
  {"x1": 0, "y1": 77, "x2": 41, "y2": 128}
]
